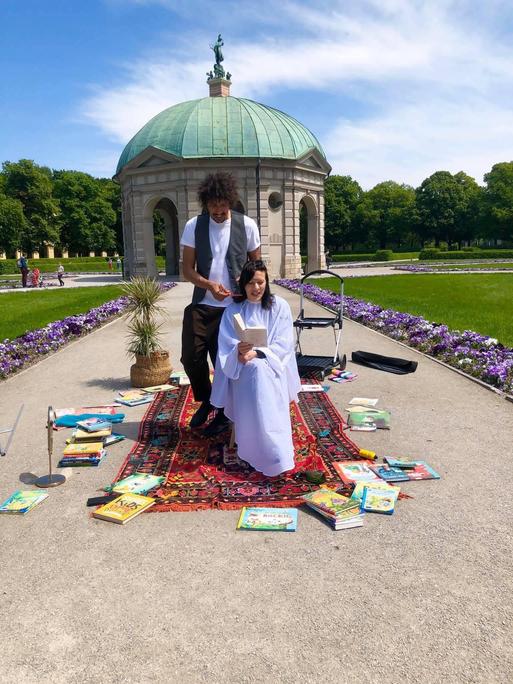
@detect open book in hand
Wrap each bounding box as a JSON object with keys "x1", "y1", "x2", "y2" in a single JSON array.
[{"x1": 233, "y1": 313, "x2": 267, "y2": 347}]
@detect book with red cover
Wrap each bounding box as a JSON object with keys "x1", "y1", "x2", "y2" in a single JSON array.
[{"x1": 332, "y1": 460, "x2": 382, "y2": 486}]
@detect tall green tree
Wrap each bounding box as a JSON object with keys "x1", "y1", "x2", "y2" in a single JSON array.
[
  {"x1": 416, "y1": 171, "x2": 479, "y2": 247},
  {"x1": 482, "y1": 162, "x2": 513, "y2": 244},
  {"x1": 0, "y1": 193, "x2": 26, "y2": 254},
  {"x1": 324, "y1": 175, "x2": 362, "y2": 251},
  {"x1": 53, "y1": 170, "x2": 116, "y2": 253},
  {"x1": 2, "y1": 159, "x2": 60, "y2": 252},
  {"x1": 355, "y1": 181, "x2": 417, "y2": 249}
]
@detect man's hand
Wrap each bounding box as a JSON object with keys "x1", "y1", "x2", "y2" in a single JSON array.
[{"x1": 208, "y1": 282, "x2": 232, "y2": 301}]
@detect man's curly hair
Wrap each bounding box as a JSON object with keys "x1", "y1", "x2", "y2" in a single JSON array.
[{"x1": 197, "y1": 172, "x2": 239, "y2": 209}]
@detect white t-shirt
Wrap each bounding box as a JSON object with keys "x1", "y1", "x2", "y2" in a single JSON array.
[{"x1": 180, "y1": 214, "x2": 260, "y2": 307}]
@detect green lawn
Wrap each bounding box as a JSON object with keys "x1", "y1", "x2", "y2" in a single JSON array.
[
  {"x1": 0, "y1": 286, "x2": 125, "y2": 341},
  {"x1": 313, "y1": 273, "x2": 513, "y2": 347}
]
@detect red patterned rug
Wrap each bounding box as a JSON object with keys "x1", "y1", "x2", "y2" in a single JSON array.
[{"x1": 112, "y1": 385, "x2": 364, "y2": 511}]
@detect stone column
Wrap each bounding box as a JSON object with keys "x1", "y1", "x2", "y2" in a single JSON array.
[
  {"x1": 32, "y1": 250, "x2": 40, "y2": 259},
  {"x1": 45, "y1": 243, "x2": 55, "y2": 259},
  {"x1": 89, "y1": 251, "x2": 95, "y2": 257},
  {"x1": 61, "y1": 249, "x2": 69, "y2": 259}
]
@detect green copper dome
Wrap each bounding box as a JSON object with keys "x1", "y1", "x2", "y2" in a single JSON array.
[{"x1": 116, "y1": 96, "x2": 326, "y2": 173}]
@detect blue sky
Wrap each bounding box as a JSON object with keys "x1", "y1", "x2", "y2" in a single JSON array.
[{"x1": 2, "y1": 0, "x2": 513, "y2": 188}]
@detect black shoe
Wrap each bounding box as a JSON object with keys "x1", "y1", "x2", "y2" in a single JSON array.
[
  {"x1": 203, "y1": 411, "x2": 230, "y2": 437},
  {"x1": 190, "y1": 401, "x2": 212, "y2": 428}
]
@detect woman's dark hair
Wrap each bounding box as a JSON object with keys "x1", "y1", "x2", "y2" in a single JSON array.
[
  {"x1": 198, "y1": 172, "x2": 239, "y2": 209},
  {"x1": 238, "y1": 260, "x2": 274, "y2": 310}
]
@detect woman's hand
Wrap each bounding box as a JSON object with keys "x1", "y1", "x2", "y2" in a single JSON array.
[
  {"x1": 238, "y1": 349, "x2": 257, "y2": 364},
  {"x1": 238, "y1": 341, "x2": 253, "y2": 355}
]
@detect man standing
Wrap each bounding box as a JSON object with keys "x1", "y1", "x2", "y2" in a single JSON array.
[
  {"x1": 180, "y1": 172, "x2": 261, "y2": 435},
  {"x1": 17, "y1": 254, "x2": 28, "y2": 288}
]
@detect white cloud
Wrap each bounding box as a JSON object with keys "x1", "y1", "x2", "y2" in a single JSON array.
[{"x1": 83, "y1": 0, "x2": 513, "y2": 185}]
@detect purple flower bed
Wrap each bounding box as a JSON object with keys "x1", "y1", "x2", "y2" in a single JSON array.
[
  {"x1": 0, "y1": 282, "x2": 177, "y2": 380},
  {"x1": 276, "y1": 279, "x2": 513, "y2": 395},
  {"x1": 395, "y1": 264, "x2": 513, "y2": 273}
]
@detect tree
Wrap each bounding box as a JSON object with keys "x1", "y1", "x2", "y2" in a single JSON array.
[
  {"x1": 2, "y1": 159, "x2": 60, "y2": 252},
  {"x1": 53, "y1": 170, "x2": 116, "y2": 253},
  {"x1": 481, "y1": 162, "x2": 513, "y2": 244},
  {"x1": 415, "y1": 171, "x2": 480, "y2": 248},
  {"x1": 355, "y1": 181, "x2": 416, "y2": 249},
  {"x1": 0, "y1": 193, "x2": 26, "y2": 254},
  {"x1": 324, "y1": 175, "x2": 362, "y2": 251}
]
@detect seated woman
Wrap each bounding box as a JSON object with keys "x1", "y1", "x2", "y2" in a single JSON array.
[{"x1": 210, "y1": 260, "x2": 301, "y2": 477}]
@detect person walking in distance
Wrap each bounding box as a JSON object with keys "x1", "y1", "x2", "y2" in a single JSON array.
[
  {"x1": 180, "y1": 172, "x2": 261, "y2": 435},
  {"x1": 57, "y1": 263, "x2": 65, "y2": 286},
  {"x1": 17, "y1": 254, "x2": 28, "y2": 287}
]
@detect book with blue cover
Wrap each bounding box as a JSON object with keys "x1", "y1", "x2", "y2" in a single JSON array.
[
  {"x1": 370, "y1": 464, "x2": 410, "y2": 483},
  {"x1": 361, "y1": 486, "x2": 397, "y2": 514},
  {"x1": 76, "y1": 417, "x2": 113, "y2": 433},
  {"x1": 236, "y1": 507, "x2": 298, "y2": 531}
]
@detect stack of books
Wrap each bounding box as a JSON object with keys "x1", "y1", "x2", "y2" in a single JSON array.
[
  {"x1": 302, "y1": 489, "x2": 364, "y2": 530},
  {"x1": 115, "y1": 390, "x2": 153, "y2": 407},
  {"x1": 58, "y1": 442, "x2": 107, "y2": 467},
  {"x1": 328, "y1": 369, "x2": 358, "y2": 383}
]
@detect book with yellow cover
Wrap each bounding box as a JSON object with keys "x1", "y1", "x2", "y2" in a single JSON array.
[
  {"x1": 73, "y1": 427, "x2": 112, "y2": 441},
  {"x1": 63, "y1": 442, "x2": 104, "y2": 455},
  {"x1": 92, "y1": 493, "x2": 155, "y2": 524}
]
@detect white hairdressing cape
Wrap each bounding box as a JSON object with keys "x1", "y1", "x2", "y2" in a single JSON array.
[{"x1": 210, "y1": 295, "x2": 301, "y2": 476}]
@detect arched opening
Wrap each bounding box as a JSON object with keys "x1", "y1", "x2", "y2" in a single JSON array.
[
  {"x1": 299, "y1": 195, "x2": 319, "y2": 274},
  {"x1": 153, "y1": 198, "x2": 179, "y2": 276}
]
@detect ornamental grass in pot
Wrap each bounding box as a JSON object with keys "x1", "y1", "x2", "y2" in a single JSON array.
[{"x1": 122, "y1": 277, "x2": 172, "y2": 387}]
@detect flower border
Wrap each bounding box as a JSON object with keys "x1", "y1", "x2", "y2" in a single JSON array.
[
  {"x1": 0, "y1": 283, "x2": 177, "y2": 380},
  {"x1": 275, "y1": 278, "x2": 513, "y2": 396}
]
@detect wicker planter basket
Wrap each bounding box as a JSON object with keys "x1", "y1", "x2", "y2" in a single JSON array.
[{"x1": 130, "y1": 350, "x2": 172, "y2": 388}]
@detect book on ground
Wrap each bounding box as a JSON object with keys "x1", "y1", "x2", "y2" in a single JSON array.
[
  {"x1": 302, "y1": 489, "x2": 363, "y2": 530},
  {"x1": 299, "y1": 384, "x2": 327, "y2": 392},
  {"x1": 370, "y1": 464, "x2": 411, "y2": 483},
  {"x1": 93, "y1": 493, "x2": 155, "y2": 524},
  {"x1": 169, "y1": 371, "x2": 190, "y2": 386},
  {"x1": 63, "y1": 442, "x2": 105, "y2": 455},
  {"x1": 236, "y1": 507, "x2": 297, "y2": 531},
  {"x1": 333, "y1": 461, "x2": 383, "y2": 486},
  {"x1": 103, "y1": 433, "x2": 126, "y2": 447},
  {"x1": 361, "y1": 486, "x2": 397, "y2": 514},
  {"x1": 118, "y1": 390, "x2": 147, "y2": 401},
  {"x1": 72, "y1": 426, "x2": 112, "y2": 441},
  {"x1": 348, "y1": 397, "x2": 379, "y2": 407},
  {"x1": 76, "y1": 417, "x2": 113, "y2": 433},
  {"x1": 0, "y1": 489, "x2": 49, "y2": 514},
  {"x1": 115, "y1": 396, "x2": 153, "y2": 407},
  {"x1": 348, "y1": 409, "x2": 391, "y2": 430},
  {"x1": 383, "y1": 457, "x2": 419, "y2": 469},
  {"x1": 112, "y1": 473, "x2": 165, "y2": 495},
  {"x1": 351, "y1": 481, "x2": 400, "y2": 502},
  {"x1": 404, "y1": 461, "x2": 441, "y2": 480},
  {"x1": 141, "y1": 384, "x2": 175, "y2": 393},
  {"x1": 233, "y1": 313, "x2": 267, "y2": 347}
]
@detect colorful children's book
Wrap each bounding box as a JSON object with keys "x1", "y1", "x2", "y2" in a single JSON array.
[
  {"x1": 236, "y1": 507, "x2": 298, "y2": 531},
  {"x1": 92, "y1": 493, "x2": 155, "y2": 524},
  {"x1": 72, "y1": 426, "x2": 112, "y2": 441},
  {"x1": 302, "y1": 489, "x2": 361, "y2": 520},
  {"x1": 0, "y1": 489, "x2": 49, "y2": 514},
  {"x1": 361, "y1": 486, "x2": 397, "y2": 514},
  {"x1": 63, "y1": 442, "x2": 105, "y2": 455},
  {"x1": 111, "y1": 473, "x2": 165, "y2": 495},
  {"x1": 347, "y1": 414, "x2": 377, "y2": 431},
  {"x1": 405, "y1": 461, "x2": 441, "y2": 480},
  {"x1": 332, "y1": 461, "x2": 383, "y2": 485},
  {"x1": 169, "y1": 371, "x2": 190, "y2": 386},
  {"x1": 383, "y1": 457, "x2": 419, "y2": 469},
  {"x1": 141, "y1": 384, "x2": 175, "y2": 393},
  {"x1": 370, "y1": 464, "x2": 411, "y2": 483},
  {"x1": 348, "y1": 409, "x2": 391, "y2": 430},
  {"x1": 103, "y1": 433, "x2": 126, "y2": 447},
  {"x1": 115, "y1": 396, "x2": 153, "y2": 407},
  {"x1": 351, "y1": 480, "x2": 400, "y2": 502},
  {"x1": 118, "y1": 390, "x2": 147, "y2": 401},
  {"x1": 76, "y1": 418, "x2": 113, "y2": 433}
]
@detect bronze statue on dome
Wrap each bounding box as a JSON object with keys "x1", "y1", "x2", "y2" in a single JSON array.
[{"x1": 210, "y1": 34, "x2": 226, "y2": 79}]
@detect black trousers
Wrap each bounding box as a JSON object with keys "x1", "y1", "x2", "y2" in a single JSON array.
[{"x1": 181, "y1": 304, "x2": 225, "y2": 402}]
